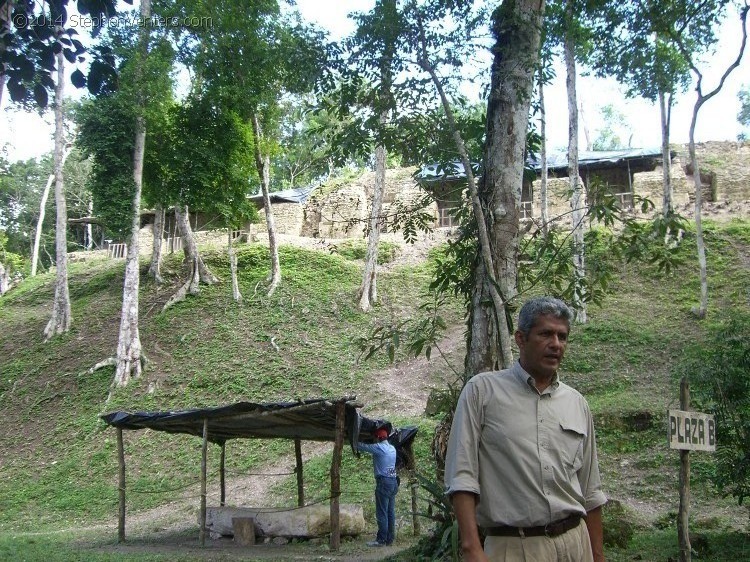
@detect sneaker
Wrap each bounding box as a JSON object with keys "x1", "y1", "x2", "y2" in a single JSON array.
[{"x1": 366, "y1": 540, "x2": 386, "y2": 547}]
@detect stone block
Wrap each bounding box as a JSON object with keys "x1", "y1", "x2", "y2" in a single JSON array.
[{"x1": 205, "y1": 504, "x2": 366, "y2": 539}]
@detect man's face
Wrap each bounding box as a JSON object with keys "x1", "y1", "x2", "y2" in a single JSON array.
[{"x1": 515, "y1": 314, "x2": 569, "y2": 380}]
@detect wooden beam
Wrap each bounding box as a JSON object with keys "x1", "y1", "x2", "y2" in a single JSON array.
[
  {"x1": 200, "y1": 418, "x2": 208, "y2": 547},
  {"x1": 678, "y1": 378, "x2": 692, "y2": 562},
  {"x1": 295, "y1": 438, "x2": 304, "y2": 507},
  {"x1": 220, "y1": 442, "x2": 226, "y2": 507},
  {"x1": 329, "y1": 400, "x2": 345, "y2": 551},
  {"x1": 117, "y1": 428, "x2": 126, "y2": 543}
]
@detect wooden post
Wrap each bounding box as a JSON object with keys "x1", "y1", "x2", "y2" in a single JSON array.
[
  {"x1": 678, "y1": 378, "x2": 691, "y2": 562},
  {"x1": 220, "y1": 442, "x2": 226, "y2": 507},
  {"x1": 410, "y1": 474, "x2": 420, "y2": 536},
  {"x1": 200, "y1": 418, "x2": 208, "y2": 547},
  {"x1": 295, "y1": 438, "x2": 304, "y2": 507},
  {"x1": 329, "y1": 400, "x2": 345, "y2": 551},
  {"x1": 117, "y1": 427, "x2": 126, "y2": 543}
]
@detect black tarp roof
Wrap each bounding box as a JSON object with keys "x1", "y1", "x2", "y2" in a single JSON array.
[
  {"x1": 100, "y1": 397, "x2": 419, "y2": 462},
  {"x1": 101, "y1": 398, "x2": 366, "y2": 446}
]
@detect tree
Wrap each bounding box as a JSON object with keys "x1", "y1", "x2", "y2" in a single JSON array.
[
  {"x1": 459, "y1": 0, "x2": 545, "y2": 373},
  {"x1": 668, "y1": 3, "x2": 748, "y2": 318},
  {"x1": 562, "y1": 0, "x2": 587, "y2": 323},
  {"x1": 180, "y1": 0, "x2": 327, "y2": 297},
  {"x1": 153, "y1": 98, "x2": 258, "y2": 309},
  {"x1": 272, "y1": 97, "x2": 338, "y2": 188},
  {"x1": 0, "y1": 156, "x2": 47, "y2": 259},
  {"x1": 345, "y1": 0, "x2": 402, "y2": 312},
  {"x1": 585, "y1": 1, "x2": 697, "y2": 216},
  {"x1": 112, "y1": 0, "x2": 154, "y2": 387},
  {"x1": 43, "y1": 11, "x2": 72, "y2": 339}
]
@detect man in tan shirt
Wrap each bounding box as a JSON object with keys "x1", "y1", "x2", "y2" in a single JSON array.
[{"x1": 445, "y1": 296, "x2": 606, "y2": 562}]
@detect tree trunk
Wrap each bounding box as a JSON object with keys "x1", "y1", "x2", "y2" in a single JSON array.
[
  {"x1": 579, "y1": 102, "x2": 592, "y2": 151},
  {"x1": 31, "y1": 173, "x2": 53, "y2": 277},
  {"x1": 359, "y1": 141, "x2": 386, "y2": 312},
  {"x1": 175, "y1": 204, "x2": 218, "y2": 289},
  {"x1": 44, "y1": 39, "x2": 71, "y2": 340},
  {"x1": 683, "y1": 7, "x2": 748, "y2": 317},
  {"x1": 538, "y1": 67, "x2": 549, "y2": 233},
  {"x1": 32, "y1": 146, "x2": 71, "y2": 277},
  {"x1": 251, "y1": 112, "x2": 281, "y2": 296},
  {"x1": 659, "y1": 89, "x2": 674, "y2": 216},
  {"x1": 86, "y1": 199, "x2": 94, "y2": 250},
  {"x1": 228, "y1": 228, "x2": 242, "y2": 303},
  {"x1": 688, "y1": 114, "x2": 708, "y2": 319},
  {"x1": 465, "y1": 0, "x2": 545, "y2": 375},
  {"x1": 565, "y1": 3, "x2": 587, "y2": 324},
  {"x1": 0, "y1": 262, "x2": 9, "y2": 295},
  {"x1": 147, "y1": 204, "x2": 165, "y2": 283},
  {"x1": 114, "y1": 0, "x2": 151, "y2": 387}
]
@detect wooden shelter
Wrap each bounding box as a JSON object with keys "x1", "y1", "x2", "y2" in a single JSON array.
[{"x1": 101, "y1": 396, "x2": 407, "y2": 551}]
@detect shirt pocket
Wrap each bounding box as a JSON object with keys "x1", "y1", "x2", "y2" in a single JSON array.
[{"x1": 558, "y1": 421, "x2": 586, "y2": 473}]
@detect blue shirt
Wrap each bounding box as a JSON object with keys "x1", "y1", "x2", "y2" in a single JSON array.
[{"x1": 357, "y1": 441, "x2": 397, "y2": 479}]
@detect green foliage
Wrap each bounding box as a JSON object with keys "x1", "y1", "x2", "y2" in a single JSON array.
[
  {"x1": 677, "y1": 311, "x2": 750, "y2": 504},
  {"x1": 0, "y1": 230, "x2": 28, "y2": 277},
  {"x1": 739, "y1": 84, "x2": 750, "y2": 138},
  {"x1": 0, "y1": 154, "x2": 53, "y2": 262},
  {"x1": 332, "y1": 239, "x2": 401, "y2": 264},
  {"x1": 584, "y1": 0, "x2": 708, "y2": 102},
  {"x1": 355, "y1": 293, "x2": 452, "y2": 365},
  {"x1": 2, "y1": 0, "x2": 118, "y2": 109},
  {"x1": 75, "y1": 94, "x2": 137, "y2": 239},
  {"x1": 592, "y1": 104, "x2": 630, "y2": 151},
  {"x1": 148, "y1": 97, "x2": 259, "y2": 227}
]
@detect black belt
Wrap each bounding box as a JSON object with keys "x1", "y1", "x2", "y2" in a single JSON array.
[{"x1": 483, "y1": 514, "x2": 582, "y2": 538}]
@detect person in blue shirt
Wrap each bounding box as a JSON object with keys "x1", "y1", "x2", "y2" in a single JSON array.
[{"x1": 357, "y1": 427, "x2": 399, "y2": 547}]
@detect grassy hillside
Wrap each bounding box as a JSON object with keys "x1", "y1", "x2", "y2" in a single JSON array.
[{"x1": 1, "y1": 219, "x2": 749, "y2": 561}]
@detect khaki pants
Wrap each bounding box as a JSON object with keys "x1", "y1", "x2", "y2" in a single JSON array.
[{"x1": 484, "y1": 519, "x2": 593, "y2": 562}]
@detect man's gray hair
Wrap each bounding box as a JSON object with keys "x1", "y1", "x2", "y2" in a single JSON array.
[{"x1": 517, "y1": 296, "x2": 573, "y2": 337}]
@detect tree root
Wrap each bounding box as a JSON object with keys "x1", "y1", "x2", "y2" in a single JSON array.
[
  {"x1": 162, "y1": 258, "x2": 199, "y2": 313},
  {"x1": 85, "y1": 357, "x2": 117, "y2": 375}
]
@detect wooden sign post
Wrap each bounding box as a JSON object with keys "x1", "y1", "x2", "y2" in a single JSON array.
[{"x1": 668, "y1": 378, "x2": 716, "y2": 562}]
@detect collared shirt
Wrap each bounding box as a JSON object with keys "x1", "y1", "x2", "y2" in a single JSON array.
[
  {"x1": 444, "y1": 362, "x2": 607, "y2": 528},
  {"x1": 357, "y1": 441, "x2": 398, "y2": 479}
]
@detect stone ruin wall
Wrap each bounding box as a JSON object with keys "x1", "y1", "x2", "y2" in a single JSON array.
[
  {"x1": 269, "y1": 202, "x2": 305, "y2": 235},
  {"x1": 631, "y1": 157, "x2": 691, "y2": 208},
  {"x1": 533, "y1": 156, "x2": 702, "y2": 223},
  {"x1": 316, "y1": 184, "x2": 368, "y2": 239},
  {"x1": 260, "y1": 142, "x2": 750, "y2": 242},
  {"x1": 532, "y1": 177, "x2": 574, "y2": 224},
  {"x1": 388, "y1": 174, "x2": 439, "y2": 230},
  {"x1": 298, "y1": 167, "x2": 438, "y2": 239},
  {"x1": 689, "y1": 142, "x2": 750, "y2": 202}
]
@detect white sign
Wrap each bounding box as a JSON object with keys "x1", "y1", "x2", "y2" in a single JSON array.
[{"x1": 668, "y1": 410, "x2": 716, "y2": 451}]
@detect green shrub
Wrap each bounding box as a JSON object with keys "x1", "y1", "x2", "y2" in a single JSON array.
[{"x1": 675, "y1": 310, "x2": 750, "y2": 504}]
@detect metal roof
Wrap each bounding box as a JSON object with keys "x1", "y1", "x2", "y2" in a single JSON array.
[
  {"x1": 416, "y1": 148, "x2": 664, "y2": 182},
  {"x1": 248, "y1": 184, "x2": 317, "y2": 204},
  {"x1": 532, "y1": 147, "x2": 664, "y2": 171}
]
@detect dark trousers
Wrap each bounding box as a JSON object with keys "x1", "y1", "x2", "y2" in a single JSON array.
[{"x1": 374, "y1": 476, "x2": 398, "y2": 544}]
